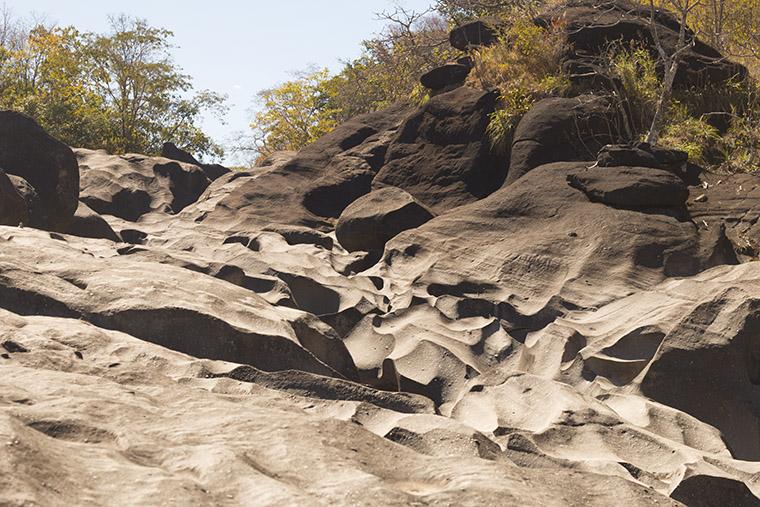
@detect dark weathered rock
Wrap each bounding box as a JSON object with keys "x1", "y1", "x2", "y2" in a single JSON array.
[
  {"x1": 182, "y1": 104, "x2": 411, "y2": 234},
  {"x1": 567, "y1": 166, "x2": 688, "y2": 210},
  {"x1": 374, "y1": 87, "x2": 507, "y2": 212},
  {"x1": 536, "y1": 0, "x2": 747, "y2": 89},
  {"x1": 336, "y1": 187, "x2": 434, "y2": 253},
  {"x1": 1, "y1": 20, "x2": 760, "y2": 500},
  {"x1": 688, "y1": 172, "x2": 760, "y2": 260},
  {"x1": 507, "y1": 95, "x2": 621, "y2": 185},
  {"x1": 670, "y1": 473, "x2": 760, "y2": 506},
  {"x1": 67, "y1": 202, "x2": 120, "y2": 242},
  {"x1": 420, "y1": 63, "x2": 470, "y2": 91},
  {"x1": 161, "y1": 142, "x2": 231, "y2": 181},
  {"x1": 597, "y1": 143, "x2": 688, "y2": 171},
  {"x1": 449, "y1": 20, "x2": 499, "y2": 50},
  {"x1": 161, "y1": 142, "x2": 201, "y2": 165},
  {"x1": 0, "y1": 111, "x2": 79, "y2": 231},
  {"x1": 0, "y1": 170, "x2": 27, "y2": 226}
]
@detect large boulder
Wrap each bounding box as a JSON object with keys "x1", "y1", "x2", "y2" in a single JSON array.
[
  {"x1": 420, "y1": 63, "x2": 470, "y2": 91},
  {"x1": 336, "y1": 187, "x2": 435, "y2": 253},
  {"x1": 566, "y1": 166, "x2": 688, "y2": 211},
  {"x1": 0, "y1": 111, "x2": 79, "y2": 231},
  {"x1": 76, "y1": 149, "x2": 211, "y2": 222},
  {"x1": 374, "y1": 87, "x2": 507, "y2": 212},
  {"x1": 161, "y1": 142, "x2": 231, "y2": 181},
  {"x1": 449, "y1": 20, "x2": 499, "y2": 51},
  {"x1": 506, "y1": 95, "x2": 621, "y2": 185},
  {"x1": 536, "y1": 0, "x2": 747, "y2": 88},
  {"x1": 363, "y1": 163, "x2": 719, "y2": 406},
  {"x1": 0, "y1": 170, "x2": 26, "y2": 226},
  {"x1": 180, "y1": 104, "x2": 411, "y2": 235}
]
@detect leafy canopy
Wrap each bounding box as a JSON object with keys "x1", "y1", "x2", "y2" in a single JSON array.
[{"x1": 0, "y1": 12, "x2": 226, "y2": 159}]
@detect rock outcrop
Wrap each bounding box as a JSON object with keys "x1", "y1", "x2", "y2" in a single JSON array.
[
  {"x1": 76, "y1": 148, "x2": 211, "y2": 222},
  {"x1": 67, "y1": 202, "x2": 121, "y2": 242},
  {"x1": 2, "y1": 2, "x2": 760, "y2": 504},
  {"x1": 0, "y1": 111, "x2": 79, "y2": 231},
  {"x1": 537, "y1": 0, "x2": 747, "y2": 88},
  {"x1": 161, "y1": 141, "x2": 231, "y2": 181},
  {"x1": 507, "y1": 95, "x2": 621, "y2": 185},
  {"x1": 336, "y1": 187, "x2": 435, "y2": 253},
  {"x1": 374, "y1": 87, "x2": 507, "y2": 211},
  {"x1": 420, "y1": 63, "x2": 471, "y2": 92},
  {"x1": 449, "y1": 19, "x2": 500, "y2": 50}
]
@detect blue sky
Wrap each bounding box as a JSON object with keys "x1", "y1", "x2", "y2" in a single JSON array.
[{"x1": 8, "y1": 0, "x2": 434, "y2": 160}]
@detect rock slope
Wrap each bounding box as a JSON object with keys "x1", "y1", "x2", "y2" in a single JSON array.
[{"x1": 2, "y1": 2, "x2": 760, "y2": 506}]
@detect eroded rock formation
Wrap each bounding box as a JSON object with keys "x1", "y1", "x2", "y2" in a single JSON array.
[{"x1": 2, "y1": 3, "x2": 760, "y2": 505}]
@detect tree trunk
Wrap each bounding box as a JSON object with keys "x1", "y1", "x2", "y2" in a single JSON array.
[{"x1": 646, "y1": 58, "x2": 679, "y2": 145}]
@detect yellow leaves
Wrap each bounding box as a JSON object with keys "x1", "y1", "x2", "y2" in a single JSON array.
[
  {"x1": 252, "y1": 68, "x2": 340, "y2": 157},
  {"x1": 686, "y1": 0, "x2": 760, "y2": 75},
  {"x1": 467, "y1": 17, "x2": 568, "y2": 150},
  {"x1": 0, "y1": 17, "x2": 221, "y2": 158},
  {"x1": 660, "y1": 114, "x2": 720, "y2": 166}
]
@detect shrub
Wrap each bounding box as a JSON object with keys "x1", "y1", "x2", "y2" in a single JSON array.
[
  {"x1": 603, "y1": 44, "x2": 660, "y2": 140},
  {"x1": 714, "y1": 84, "x2": 760, "y2": 173},
  {"x1": 659, "y1": 107, "x2": 721, "y2": 166},
  {"x1": 468, "y1": 19, "x2": 568, "y2": 152}
]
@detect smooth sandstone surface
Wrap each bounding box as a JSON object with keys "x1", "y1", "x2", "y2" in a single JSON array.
[{"x1": 2, "y1": 3, "x2": 760, "y2": 504}]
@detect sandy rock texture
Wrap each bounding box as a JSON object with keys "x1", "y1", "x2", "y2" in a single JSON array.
[{"x1": 2, "y1": 2, "x2": 760, "y2": 504}]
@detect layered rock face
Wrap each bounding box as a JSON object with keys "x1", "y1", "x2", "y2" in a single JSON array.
[
  {"x1": 2, "y1": 4, "x2": 760, "y2": 506},
  {"x1": 537, "y1": 0, "x2": 747, "y2": 88}
]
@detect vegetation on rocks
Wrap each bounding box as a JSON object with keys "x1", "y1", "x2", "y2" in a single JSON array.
[
  {"x1": 1, "y1": 0, "x2": 759, "y2": 170},
  {"x1": 0, "y1": 10, "x2": 226, "y2": 159}
]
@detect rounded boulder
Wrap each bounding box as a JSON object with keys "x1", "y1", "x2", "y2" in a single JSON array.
[
  {"x1": 0, "y1": 111, "x2": 79, "y2": 231},
  {"x1": 336, "y1": 187, "x2": 435, "y2": 253}
]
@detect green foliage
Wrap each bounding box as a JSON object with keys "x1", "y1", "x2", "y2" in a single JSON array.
[
  {"x1": 603, "y1": 43, "x2": 760, "y2": 173},
  {"x1": 0, "y1": 26, "x2": 110, "y2": 148},
  {"x1": 243, "y1": 10, "x2": 455, "y2": 161},
  {"x1": 0, "y1": 13, "x2": 225, "y2": 159},
  {"x1": 327, "y1": 12, "x2": 455, "y2": 120},
  {"x1": 713, "y1": 84, "x2": 760, "y2": 173},
  {"x1": 486, "y1": 108, "x2": 516, "y2": 154},
  {"x1": 251, "y1": 68, "x2": 339, "y2": 158},
  {"x1": 85, "y1": 16, "x2": 227, "y2": 158},
  {"x1": 688, "y1": 0, "x2": 760, "y2": 77},
  {"x1": 717, "y1": 114, "x2": 760, "y2": 173},
  {"x1": 435, "y1": 0, "x2": 548, "y2": 23},
  {"x1": 605, "y1": 44, "x2": 660, "y2": 138},
  {"x1": 660, "y1": 107, "x2": 721, "y2": 166},
  {"x1": 469, "y1": 19, "x2": 568, "y2": 152}
]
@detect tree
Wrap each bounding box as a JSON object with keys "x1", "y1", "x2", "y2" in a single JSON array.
[
  {"x1": 85, "y1": 15, "x2": 226, "y2": 157},
  {"x1": 435, "y1": 0, "x2": 546, "y2": 24},
  {"x1": 690, "y1": 0, "x2": 760, "y2": 74},
  {"x1": 0, "y1": 22, "x2": 109, "y2": 147},
  {"x1": 240, "y1": 7, "x2": 455, "y2": 163},
  {"x1": 645, "y1": 0, "x2": 702, "y2": 144},
  {"x1": 0, "y1": 8, "x2": 226, "y2": 159},
  {"x1": 250, "y1": 68, "x2": 339, "y2": 158}
]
